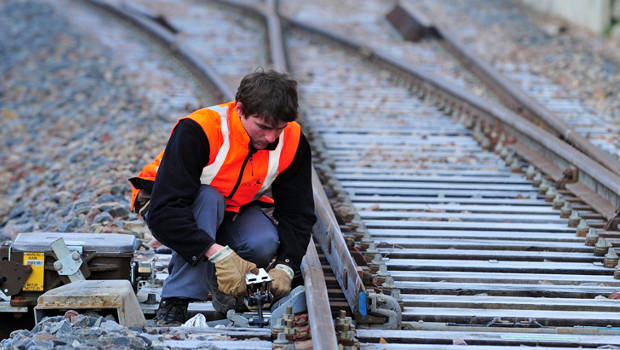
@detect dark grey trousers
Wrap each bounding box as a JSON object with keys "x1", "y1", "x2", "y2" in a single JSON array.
[{"x1": 160, "y1": 185, "x2": 280, "y2": 300}]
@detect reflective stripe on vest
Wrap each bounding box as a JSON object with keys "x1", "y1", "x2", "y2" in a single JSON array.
[
  {"x1": 200, "y1": 104, "x2": 230, "y2": 184},
  {"x1": 199, "y1": 104, "x2": 288, "y2": 201}
]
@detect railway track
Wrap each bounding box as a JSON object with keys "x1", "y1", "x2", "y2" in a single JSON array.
[
  {"x1": 4, "y1": 0, "x2": 620, "y2": 348},
  {"x1": 279, "y1": 0, "x2": 620, "y2": 168}
]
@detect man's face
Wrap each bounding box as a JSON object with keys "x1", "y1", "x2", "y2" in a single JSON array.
[{"x1": 238, "y1": 104, "x2": 287, "y2": 150}]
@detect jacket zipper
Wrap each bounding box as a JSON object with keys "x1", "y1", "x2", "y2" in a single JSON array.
[{"x1": 227, "y1": 145, "x2": 257, "y2": 199}]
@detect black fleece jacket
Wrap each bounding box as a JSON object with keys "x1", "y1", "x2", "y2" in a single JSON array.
[{"x1": 147, "y1": 118, "x2": 316, "y2": 273}]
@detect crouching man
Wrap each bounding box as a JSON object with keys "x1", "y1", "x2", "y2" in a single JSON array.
[{"x1": 129, "y1": 70, "x2": 316, "y2": 326}]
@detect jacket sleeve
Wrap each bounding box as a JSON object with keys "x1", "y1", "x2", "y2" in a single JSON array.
[
  {"x1": 147, "y1": 119, "x2": 216, "y2": 265},
  {"x1": 271, "y1": 133, "x2": 317, "y2": 274}
]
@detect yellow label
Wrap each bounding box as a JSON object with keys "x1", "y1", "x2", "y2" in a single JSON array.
[{"x1": 22, "y1": 252, "x2": 45, "y2": 292}]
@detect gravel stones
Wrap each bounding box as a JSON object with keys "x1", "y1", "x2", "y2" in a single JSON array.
[
  {"x1": 0, "y1": 0, "x2": 212, "y2": 241},
  {"x1": 1, "y1": 313, "x2": 151, "y2": 350},
  {"x1": 1, "y1": 309, "x2": 266, "y2": 349}
]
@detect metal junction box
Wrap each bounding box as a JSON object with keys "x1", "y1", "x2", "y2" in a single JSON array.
[{"x1": 1, "y1": 232, "x2": 136, "y2": 307}]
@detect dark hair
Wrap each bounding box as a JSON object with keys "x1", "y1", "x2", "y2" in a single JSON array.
[{"x1": 235, "y1": 69, "x2": 298, "y2": 125}]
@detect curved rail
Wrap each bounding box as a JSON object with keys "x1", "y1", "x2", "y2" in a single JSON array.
[{"x1": 386, "y1": 1, "x2": 620, "y2": 178}]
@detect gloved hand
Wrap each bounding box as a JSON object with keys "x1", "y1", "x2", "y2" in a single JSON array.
[
  {"x1": 209, "y1": 246, "x2": 257, "y2": 296},
  {"x1": 268, "y1": 264, "x2": 294, "y2": 300}
]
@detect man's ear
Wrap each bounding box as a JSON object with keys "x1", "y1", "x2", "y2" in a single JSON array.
[{"x1": 235, "y1": 101, "x2": 244, "y2": 118}]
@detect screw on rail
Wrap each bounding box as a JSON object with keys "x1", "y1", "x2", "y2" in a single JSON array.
[
  {"x1": 585, "y1": 228, "x2": 599, "y2": 246},
  {"x1": 594, "y1": 237, "x2": 611, "y2": 256},
  {"x1": 614, "y1": 261, "x2": 620, "y2": 279},
  {"x1": 568, "y1": 210, "x2": 581, "y2": 227},
  {"x1": 525, "y1": 165, "x2": 536, "y2": 180},
  {"x1": 576, "y1": 219, "x2": 589, "y2": 237},
  {"x1": 532, "y1": 172, "x2": 543, "y2": 187},
  {"x1": 552, "y1": 195, "x2": 564, "y2": 209},
  {"x1": 494, "y1": 141, "x2": 504, "y2": 154},
  {"x1": 604, "y1": 248, "x2": 619, "y2": 268},
  {"x1": 544, "y1": 187, "x2": 557, "y2": 202},
  {"x1": 560, "y1": 202, "x2": 572, "y2": 218},
  {"x1": 538, "y1": 180, "x2": 549, "y2": 195}
]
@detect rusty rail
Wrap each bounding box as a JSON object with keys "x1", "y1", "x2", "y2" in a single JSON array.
[{"x1": 386, "y1": 0, "x2": 620, "y2": 178}]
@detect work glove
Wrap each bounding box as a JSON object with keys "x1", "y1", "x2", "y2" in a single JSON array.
[
  {"x1": 209, "y1": 246, "x2": 257, "y2": 297},
  {"x1": 268, "y1": 264, "x2": 294, "y2": 301}
]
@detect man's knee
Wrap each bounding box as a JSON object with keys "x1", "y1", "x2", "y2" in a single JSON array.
[
  {"x1": 192, "y1": 185, "x2": 225, "y2": 237},
  {"x1": 243, "y1": 232, "x2": 279, "y2": 267},
  {"x1": 193, "y1": 185, "x2": 225, "y2": 213}
]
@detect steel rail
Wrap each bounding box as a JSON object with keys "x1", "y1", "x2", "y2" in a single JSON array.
[
  {"x1": 300, "y1": 240, "x2": 339, "y2": 350},
  {"x1": 79, "y1": 0, "x2": 338, "y2": 347},
  {"x1": 386, "y1": 0, "x2": 620, "y2": 178},
  {"x1": 279, "y1": 14, "x2": 620, "y2": 223}
]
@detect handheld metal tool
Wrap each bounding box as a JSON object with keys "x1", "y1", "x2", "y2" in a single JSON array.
[{"x1": 244, "y1": 268, "x2": 273, "y2": 327}]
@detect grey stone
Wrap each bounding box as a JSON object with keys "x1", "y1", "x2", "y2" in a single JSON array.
[
  {"x1": 72, "y1": 200, "x2": 92, "y2": 215},
  {"x1": 82, "y1": 328, "x2": 103, "y2": 338},
  {"x1": 58, "y1": 218, "x2": 81, "y2": 231},
  {"x1": 52, "y1": 339, "x2": 69, "y2": 347},
  {"x1": 12, "y1": 336, "x2": 33, "y2": 349},
  {"x1": 0, "y1": 231, "x2": 11, "y2": 241},
  {"x1": 101, "y1": 320, "x2": 124, "y2": 331},
  {"x1": 68, "y1": 150, "x2": 88, "y2": 163},
  {"x1": 31, "y1": 340, "x2": 55, "y2": 348},
  {"x1": 110, "y1": 185, "x2": 125, "y2": 195},
  {"x1": 54, "y1": 320, "x2": 72, "y2": 337},
  {"x1": 109, "y1": 206, "x2": 130, "y2": 219},
  {"x1": 93, "y1": 316, "x2": 104, "y2": 328},
  {"x1": 10, "y1": 222, "x2": 34, "y2": 232},
  {"x1": 72, "y1": 315, "x2": 91, "y2": 328},
  {"x1": 97, "y1": 194, "x2": 117, "y2": 203},
  {"x1": 31, "y1": 316, "x2": 63, "y2": 333},
  {"x1": 137, "y1": 334, "x2": 153, "y2": 347},
  {"x1": 93, "y1": 212, "x2": 113, "y2": 224},
  {"x1": 9, "y1": 329, "x2": 31, "y2": 339},
  {"x1": 9, "y1": 205, "x2": 30, "y2": 220}
]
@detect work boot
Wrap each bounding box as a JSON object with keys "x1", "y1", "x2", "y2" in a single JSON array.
[
  {"x1": 153, "y1": 298, "x2": 190, "y2": 326},
  {"x1": 211, "y1": 289, "x2": 248, "y2": 315}
]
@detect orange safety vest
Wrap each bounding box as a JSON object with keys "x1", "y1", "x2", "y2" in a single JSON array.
[{"x1": 130, "y1": 101, "x2": 301, "y2": 213}]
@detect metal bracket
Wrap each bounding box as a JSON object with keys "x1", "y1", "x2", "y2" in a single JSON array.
[
  {"x1": 226, "y1": 309, "x2": 250, "y2": 328},
  {"x1": 269, "y1": 285, "x2": 306, "y2": 329},
  {"x1": 244, "y1": 268, "x2": 273, "y2": 327},
  {"x1": 556, "y1": 166, "x2": 578, "y2": 189},
  {"x1": 605, "y1": 208, "x2": 620, "y2": 231},
  {"x1": 51, "y1": 238, "x2": 85, "y2": 282},
  {"x1": 357, "y1": 291, "x2": 402, "y2": 329},
  {"x1": 0, "y1": 260, "x2": 32, "y2": 296}
]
